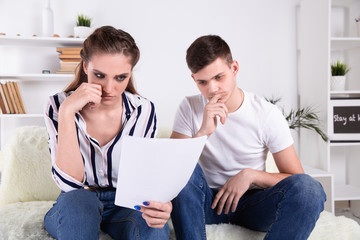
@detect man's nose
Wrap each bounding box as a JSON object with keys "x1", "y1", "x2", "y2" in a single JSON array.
[{"x1": 208, "y1": 81, "x2": 219, "y2": 95}]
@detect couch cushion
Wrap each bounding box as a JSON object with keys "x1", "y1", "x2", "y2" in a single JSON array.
[{"x1": 0, "y1": 126, "x2": 60, "y2": 206}]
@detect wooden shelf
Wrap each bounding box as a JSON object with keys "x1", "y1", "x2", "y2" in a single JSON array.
[
  {"x1": 0, "y1": 73, "x2": 74, "y2": 82},
  {"x1": 0, "y1": 36, "x2": 83, "y2": 47},
  {"x1": 334, "y1": 184, "x2": 360, "y2": 201}
]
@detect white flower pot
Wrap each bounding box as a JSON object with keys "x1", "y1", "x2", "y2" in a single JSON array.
[
  {"x1": 74, "y1": 26, "x2": 93, "y2": 39},
  {"x1": 330, "y1": 76, "x2": 346, "y2": 91}
]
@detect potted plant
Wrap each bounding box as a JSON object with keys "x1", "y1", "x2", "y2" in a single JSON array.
[
  {"x1": 330, "y1": 60, "x2": 350, "y2": 91},
  {"x1": 266, "y1": 97, "x2": 328, "y2": 142},
  {"x1": 74, "y1": 14, "x2": 93, "y2": 38}
]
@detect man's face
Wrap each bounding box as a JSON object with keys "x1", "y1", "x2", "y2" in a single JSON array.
[{"x1": 192, "y1": 58, "x2": 238, "y2": 104}]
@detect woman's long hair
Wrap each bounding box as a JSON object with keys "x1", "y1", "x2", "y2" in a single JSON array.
[{"x1": 65, "y1": 26, "x2": 140, "y2": 95}]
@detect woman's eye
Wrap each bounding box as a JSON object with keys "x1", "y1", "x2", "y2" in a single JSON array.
[
  {"x1": 94, "y1": 73, "x2": 104, "y2": 78},
  {"x1": 117, "y1": 75, "x2": 127, "y2": 81}
]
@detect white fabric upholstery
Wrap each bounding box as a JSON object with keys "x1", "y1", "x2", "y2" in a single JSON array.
[
  {"x1": 0, "y1": 126, "x2": 359, "y2": 240},
  {"x1": 0, "y1": 126, "x2": 60, "y2": 206}
]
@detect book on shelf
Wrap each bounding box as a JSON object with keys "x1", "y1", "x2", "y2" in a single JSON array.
[
  {"x1": 56, "y1": 47, "x2": 82, "y2": 55},
  {"x1": 6, "y1": 81, "x2": 20, "y2": 114},
  {"x1": 12, "y1": 82, "x2": 25, "y2": 114},
  {"x1": 0, "y1": 84, "x2": 10, "y2": 114},
  {"x1": 59, "y1": 54, "x2": 82, "y2": 59},
  {"x1": 0, "y1": 81, "x2": 26, "y2": 114},
  {"x1": 56, "y1": 47, "x2": 81, "y2": 74},
  {"x1": 2, "y1": 82, "x2": 15, "y2": 114}
]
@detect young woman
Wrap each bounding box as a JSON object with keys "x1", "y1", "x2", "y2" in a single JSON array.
[{"x1": 44, "y1": 26, "x2": 171, "y2": 240}]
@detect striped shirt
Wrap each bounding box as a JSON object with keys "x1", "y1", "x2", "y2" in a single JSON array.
[{"x1": 44, "y1": 91, "x2": 157, "y2": 192}]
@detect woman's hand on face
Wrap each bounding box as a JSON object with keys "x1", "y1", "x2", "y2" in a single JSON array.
[
  {"x1": 196, "y1": 93, "x2": 228, "y2": 137},
  {"x1": 134, "y1": 201, "x2": 172, "y2": 228},
  {"x1": 61, "y1": 83, "x2": 102, "y2": 115}
]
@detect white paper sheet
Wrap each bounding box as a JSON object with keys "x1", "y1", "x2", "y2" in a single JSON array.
[{"x1": 115, "y1": 136, "x2": 207, "y2": 209}]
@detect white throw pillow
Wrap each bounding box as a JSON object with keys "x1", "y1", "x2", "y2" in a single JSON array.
[{"x1": 0, "y1": 126, "x2": 60, "y2": 206}]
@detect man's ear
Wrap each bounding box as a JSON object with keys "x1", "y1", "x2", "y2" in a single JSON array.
[
  {"x1": 83, "y1": 61, "x2": 88, "y2": 75},
  {"x1": 231, "y1": 60, "x2": 239, "y2": 76}
]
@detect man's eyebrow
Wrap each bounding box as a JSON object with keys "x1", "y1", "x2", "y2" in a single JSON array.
[{"x1": 211, "y1": 72, "x2": 224, "y2": 79}]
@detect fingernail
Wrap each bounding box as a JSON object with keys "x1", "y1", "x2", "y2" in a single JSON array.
[
  {"x1": 143, "y1": 201, "x2": 149, "y2": 206},
  {"x1": 134, "y1": 205, "x2": 141, "y2": 210}
]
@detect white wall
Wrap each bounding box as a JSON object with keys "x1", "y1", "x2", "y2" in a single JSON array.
[{"x1": 0, "y1": 0, "x2": 300, "y2": 142}]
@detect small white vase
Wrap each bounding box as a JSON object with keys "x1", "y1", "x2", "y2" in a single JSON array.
[
  {"x1": 330, "y1": 76, "x2": 346, "y2": 91},
  {"x1": 74, "y1": 26, "x2": 93, "y2": 39},
  {"x1": 42, "y1": 0, "x2": 54, "y2": 37}
]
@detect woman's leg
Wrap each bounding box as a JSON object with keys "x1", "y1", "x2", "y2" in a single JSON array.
[
  {"x1": 99, "y1": 190, "x2": 169, "y2": 240},
  {"x1": 44, "y1": 189, "x2": 102, "y2": 240}
]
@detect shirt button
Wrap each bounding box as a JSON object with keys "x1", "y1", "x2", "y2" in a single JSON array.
[{"x1": 98, "y1": 170, "x2": 103, "y2": 174}]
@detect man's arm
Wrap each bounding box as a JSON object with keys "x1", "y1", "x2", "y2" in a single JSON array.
[
  {"x1": 170, "y1": 131, "x2": 191, "y2": 139},
  {"x1": 212, "y1": 145, "x2": 304, "y2": 215},
  {"x1": 247, "y1": 145, "x2": 304, "y2": 189}
]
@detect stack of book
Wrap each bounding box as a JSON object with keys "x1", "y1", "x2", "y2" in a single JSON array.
[
  {"x1": 56, "y1": 47, "x2": 82, "y2": 74},
  {"x1": 0, "y1": 81, "x2": 26, "y2": 114}
]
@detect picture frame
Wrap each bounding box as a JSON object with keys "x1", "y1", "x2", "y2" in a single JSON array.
[{"x1": 329, "y1": 99, "x2": 360, "y2": 141}]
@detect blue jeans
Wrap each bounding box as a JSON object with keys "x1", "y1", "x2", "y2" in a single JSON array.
[
  {"x1": 44, "y1": 188, "x2": 169, "y2": 240},
  {"x1": 171, "y1": 164, "x2": 326, "y2": 240}
]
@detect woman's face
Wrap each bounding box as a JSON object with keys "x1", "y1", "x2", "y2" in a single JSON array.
[{"x1": 83, "y1": 53, "x2": 133, "y2": 106}]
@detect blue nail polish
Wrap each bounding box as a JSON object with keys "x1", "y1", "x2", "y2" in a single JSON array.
[
  {"x1": 143, "y1": 201, "x2": 149, "y2": 206},
  {"x1": 134, "y1": 205, "x2": 141, "y2": 210}
]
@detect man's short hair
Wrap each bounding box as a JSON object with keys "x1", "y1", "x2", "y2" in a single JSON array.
[{"x1": 186, "y1": 35, "x2": 233, "y2": 74}]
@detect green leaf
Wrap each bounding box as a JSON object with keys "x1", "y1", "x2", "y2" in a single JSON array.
[{"x1": 266, "y1": 97, "x2": 328, "y2": 142}]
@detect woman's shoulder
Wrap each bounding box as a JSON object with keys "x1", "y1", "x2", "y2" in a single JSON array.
[
  {"x1": 123, "y1": 91, "x2": 155, "y2": 109},
  {"x1": 47, "y1": 91, "x2": 70, "y2": 111}
]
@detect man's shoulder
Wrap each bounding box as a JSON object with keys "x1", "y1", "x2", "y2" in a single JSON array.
[{"x1": 244, "y1": 91, "x2": 276, "y2": 112}]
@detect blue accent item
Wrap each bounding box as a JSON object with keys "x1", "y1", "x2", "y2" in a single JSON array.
[
  {"x1": 89, "y1": 144, "x2": 99, "y2": 186},
  {"x1": 129, "y1": 106, "x2": 142, "y2": 136},
  {"x1": 150, "y1": 114, "x2": 157, "y2": 138},
  {"x1": 144, "y1": 102, "x2": 155, "y2": 137},
  {"x1": 134, "y1": 205, "x2": 141, "y2": 211},
  {"x1": 48, "y1": 106, "x2": 58, "y2": 131},
  {"x1": 52, "y1": 167, "x2": 82, "y2": 189}
]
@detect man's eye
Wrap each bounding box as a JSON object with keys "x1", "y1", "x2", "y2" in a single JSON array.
[
  {"x1": 215, "y1": 75, "x2": 222, "y2": 80},
  {"x1": 198, "y1": 81, "x2": 206, "y2": 85}
]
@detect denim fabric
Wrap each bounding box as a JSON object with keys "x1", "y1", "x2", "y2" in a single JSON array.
[
  {"x1": 44, "y1": 189, "x2": 169, "y2": 240},
  {"x1": 171, "y1": 164, "x2": 326, "y2": 240}
]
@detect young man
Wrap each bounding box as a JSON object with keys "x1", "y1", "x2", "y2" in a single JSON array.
[{"x1": 170, "y1": 35, "x2": 326, "y2": 240}]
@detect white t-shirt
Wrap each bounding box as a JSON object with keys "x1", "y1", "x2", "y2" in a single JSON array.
[{"x1": 173, "y1": 90, "x2": 293, "y2": 189}]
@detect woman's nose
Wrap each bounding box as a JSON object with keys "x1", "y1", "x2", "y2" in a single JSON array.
[{"x1": 102, "y1": 79, "x2": 113, "y2": 92}]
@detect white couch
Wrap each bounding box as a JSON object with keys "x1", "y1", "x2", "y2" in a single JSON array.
[{"x1": 0, "y1": 126, "x2": 359, "y2": 240}]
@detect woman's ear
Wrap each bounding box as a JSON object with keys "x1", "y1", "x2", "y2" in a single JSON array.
[{"x1": 82, "y1": 61, "x2": 88, "y2": 75}]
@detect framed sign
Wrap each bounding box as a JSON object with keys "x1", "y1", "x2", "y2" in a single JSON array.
[{"x1": 329, "y1": 99, "x2": 360, "y2": 141}]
